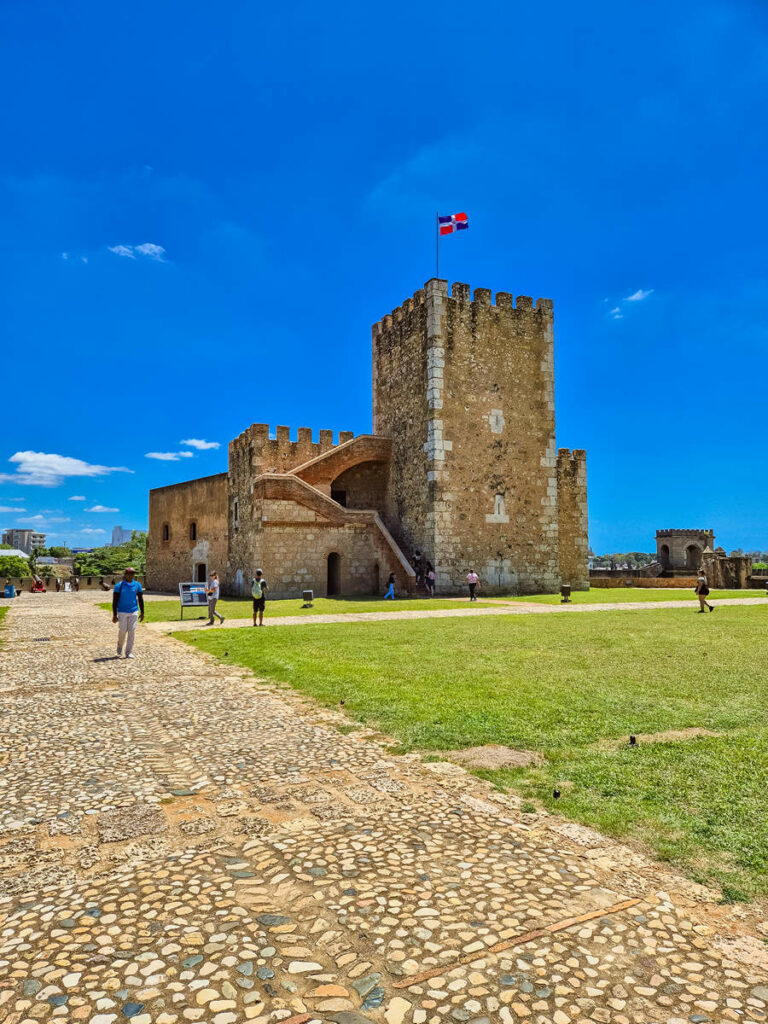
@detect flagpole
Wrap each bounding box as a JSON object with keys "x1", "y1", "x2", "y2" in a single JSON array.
[{"x1": 435, "y1": 210, "x2": 439, "y2": 279}]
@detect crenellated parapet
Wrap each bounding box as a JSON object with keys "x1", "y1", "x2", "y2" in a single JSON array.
[
  {"x1": 229, "y1": 423, "x2": 355, "y2": 476},
  {"x1": 656, "y1": 528, "x2": 714, "y2": 538},
  {"x1": 372, "y1": 279, "x2": 553, "y2": 338}
]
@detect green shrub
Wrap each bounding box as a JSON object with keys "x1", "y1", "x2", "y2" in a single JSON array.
[{"x1": 0, "y1": 555, "x2": 32, "y2": 577}]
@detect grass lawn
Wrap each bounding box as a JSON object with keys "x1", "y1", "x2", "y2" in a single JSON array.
[
  {"x1": 182, "y1": 605, "x2": 768, "y2": 901},
  {"x1": 507, "y1": 587, "x2": 764, "y2": 604},
  {"x1": 101, "y1": 595, "x2": 496, "y2": 623}
]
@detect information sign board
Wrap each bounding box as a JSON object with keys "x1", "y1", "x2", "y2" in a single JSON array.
[{"x1": 179, "y1": 582, "x2": 208, "y2": 619}]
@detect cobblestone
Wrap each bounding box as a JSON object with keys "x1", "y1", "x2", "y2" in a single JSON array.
[{"x1": 0, "y1": 592, "x2": 767, "y2": 1024}]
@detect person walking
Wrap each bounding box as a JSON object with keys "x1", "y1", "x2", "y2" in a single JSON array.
[
  {"x1": 112, "y1": 566, "x2": 144, "y2": 659},
  {"x1": 695, "y1": 568, "x2": 714, "y2": 612},
  {"x1": 384, "y1": 571, "x2": 396, "y2": 599},
  {"x1": 205, "y1": 571, "x2": 225, "y2": 625},
  {"x1": 252, "y1": 569, "x2": 268, "y2": 626},
  {"x1": 426, "y1": 563, "x2": 436, "y2": 597},
  {"x1": 466, "y1": 568, "x2": 479, "y2": 601}
]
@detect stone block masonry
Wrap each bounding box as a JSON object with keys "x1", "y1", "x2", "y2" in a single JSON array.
[
  {"x1": 147, "y1": 277, "x2": 589, "y2": 597},
  {"x1": 372, "y1": 280, "x2": 588, "y2": 594}
]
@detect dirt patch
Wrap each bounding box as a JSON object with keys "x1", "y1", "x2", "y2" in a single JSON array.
[
  {"x1": 634, "y1": 727, "x2": 721, "y2": 744},
  {"x1": 439, "y1": 745, "x2": 544, "y2": 770}
]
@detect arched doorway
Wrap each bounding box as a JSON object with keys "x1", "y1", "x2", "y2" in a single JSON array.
[
  {"x1": 327, "y1": 552, "x2": 341, "y2": 596},
  {"x1": 660, "y1": 544, "x2": 670, "y2": 569},
  {"x1": 195, "y1": 563, "x2": 207, "y2": 582},
  {"x1": 685, "y1": 545, "x2": 701, "y2": 570},
  {"x1": 372, "y1": 561, "x2": 380, "y2": 595}
]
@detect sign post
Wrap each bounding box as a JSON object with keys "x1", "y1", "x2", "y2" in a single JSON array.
[{"x1": 179, "y1": 582, "x2": 208, "y2": 620}]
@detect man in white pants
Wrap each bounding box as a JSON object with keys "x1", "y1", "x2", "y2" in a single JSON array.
[{"x1": 112, "y1": 567, "x2": 145, "y2": 659}]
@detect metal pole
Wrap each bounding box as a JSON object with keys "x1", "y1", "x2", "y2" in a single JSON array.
[{"x1": 435, "y1": 210, "x2": 439, "y2": 279}]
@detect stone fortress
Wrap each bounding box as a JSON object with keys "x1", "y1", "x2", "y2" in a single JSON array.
[{"x1": 147, "y1": 279, "x2": 589, "y2": 597}]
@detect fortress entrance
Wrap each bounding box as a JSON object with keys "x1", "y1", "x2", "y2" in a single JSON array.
[
  {"x1": 327, "y1": 552, "x2": 341, "y2": 596},
  {"x1": 195, "y1": 563, "x2": 207, "y2": 582},
  {"x1": 686, "y1": 545, "x2": 701, "y2": 570}
]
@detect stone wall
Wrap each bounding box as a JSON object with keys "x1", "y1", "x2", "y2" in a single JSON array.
[
  {"x1": 225, "y1": 474, "x2": 414, "y2": 599},
  {"x1": 330, "y1": 460, "x2": 389, "y2": 510},
  {"x1": 2, "y1": 575, "x2": 147, "y2": 593},
  {"x1": 556, "y1": 449, "x2": 589, "y2": 589},
  {"x1": 373, "y1": 279, "x2": 577, "y2": 595},
  {"x1": 701, "y1": 550, "x2": 752, "y2": 589},
  {"x1": 147, "y1": 473, "x2": 228, "y2": 592}
]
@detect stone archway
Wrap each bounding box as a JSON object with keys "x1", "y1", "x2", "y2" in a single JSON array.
[
  {"x1": 660, "y1": 544, "x2": 670, "y2": 569},
  {"x1": 685, "y1": 545, "x2": 701, "y2": 570}
]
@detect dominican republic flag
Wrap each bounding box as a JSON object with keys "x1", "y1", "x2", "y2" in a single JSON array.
[{"x1": 438, "y1": 211, "x2": 468, "y2": 235}]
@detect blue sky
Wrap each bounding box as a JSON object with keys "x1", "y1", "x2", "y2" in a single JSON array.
[{"x1": 1, "y1": 0, "x2": 766, "y2": 553}]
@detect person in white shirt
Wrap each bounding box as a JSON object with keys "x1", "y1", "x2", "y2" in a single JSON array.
[
  {"x1": 466, "y1": 569, "x2": 479, "y2": 601},
  {"x1": 205, "y1": 572, "x2": 225, "y2": 625}
]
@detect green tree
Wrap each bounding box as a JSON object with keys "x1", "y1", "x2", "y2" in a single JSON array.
[
  {"x1": 0, "y1": 555, "x2": 31, "y2": 577},
  {"x1": 0, "y1": 542, "x2": 13, "y2": 550},
  {"x1": 48, "y1": 546, "x2": 72, "y2": 558},
  {"x1": 74, "y1": 531, "x2": 147, "y2": 576}
]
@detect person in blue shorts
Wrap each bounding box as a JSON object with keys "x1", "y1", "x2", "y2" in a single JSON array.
[{"x1": 112, "y1": 566, "x2": 145, "y2": 658}]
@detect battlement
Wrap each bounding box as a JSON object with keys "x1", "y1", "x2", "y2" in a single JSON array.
[
  {"x1": 229, "y1": 423, "x2": 355, "y2": 475},
  {"x1": 557, "y1": 448, "x2": 587, "y2": 462},
  {"x1": 656, "y1": 528, "x2": 714, "y2": 538},
  {"x1": 372, "y1": 279, "x2": 553, "y2": 334}
]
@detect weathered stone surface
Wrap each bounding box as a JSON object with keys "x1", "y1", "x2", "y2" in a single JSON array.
[{"x1": 0, "y1": 590, "x2": 765, "y2": 1024}]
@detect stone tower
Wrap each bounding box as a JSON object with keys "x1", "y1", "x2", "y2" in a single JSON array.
[{"x1": 372, "y1": 278, "x2": 588, "y2": 594}]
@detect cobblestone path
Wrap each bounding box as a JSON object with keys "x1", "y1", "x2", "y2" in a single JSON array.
[
  {"x1": 1, "y1": 593, "x2": 767, "y2": 1024},
  {"x1": 150, "y1": 597, "x2": 768, "y2": 633}
]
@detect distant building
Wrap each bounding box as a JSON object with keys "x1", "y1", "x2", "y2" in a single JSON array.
[
  {"x1": 2, "y1": 529, "x2": 46, "y2": 554},
  {"x1": 71, "y1": 547, "x2": 95, "y2": 554},
  {"x1": 111, "y1": 526, "x2": 133, "y2": 546}
]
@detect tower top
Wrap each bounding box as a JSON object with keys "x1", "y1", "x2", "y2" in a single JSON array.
[{"x1": 372, "y1": 280, "x2": 553, "y2": 335}]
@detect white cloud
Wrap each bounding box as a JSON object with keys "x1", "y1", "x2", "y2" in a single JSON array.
[
  {"x1": 108, "y1": 242, "x2": 166, "y2": 262},
  {"x1": 2, "y1": 451, "x2": 133, "y2": 487},
  {"x1": 86, "y1": 505, "x2": 119, "y2": 512},
  {"x1": 625, "y1": 288, "x2": 654, "y2": 302},
  {"x1": 68, "y1": 495, "x2": 86, "y2": 501},
  {"x1": 0, "y1": 505, "x2": 26, "y2": 512},
  {"x1": 180, "y1": 438, "x2": 220, "y2": 450},
  {"x1": 19, "y1": 514, "x2": 70, "y2": 523},
  {"x1": 108, "y1": 244, "x2": 136, "y2": 259},
  {"x1": 81, "y1": 528, "x2": 106, "y2": 535},
  {"x1": 135, "y1": 242, "x2": 166, "y2": 260},
  {"x1": 61, "y1": 252, "x2": 69, "y2": 260},
  {"x1": 145, "y1": 451, "x2": 194, "y2": 461}
]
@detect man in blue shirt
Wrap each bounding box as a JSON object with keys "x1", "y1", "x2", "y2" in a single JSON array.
[{"x1": 111, "y1": 566, "x2": 145, "y2": 659}]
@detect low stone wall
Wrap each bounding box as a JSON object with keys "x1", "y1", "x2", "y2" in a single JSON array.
[
  {"x1": 2, "y1": 575, "x2": 146, "y2": 594},
  {"x1": 589, "y1": 576, "x2": 697, "y2": 589}
]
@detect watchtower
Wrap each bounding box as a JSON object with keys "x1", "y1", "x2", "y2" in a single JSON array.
[
  {"x1": 656, "y1": 528, "x2": 715, "y2": 572},
  {"x1": 372, "y1": 278, "x2": 588, "y2": 594}
]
